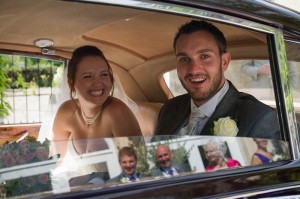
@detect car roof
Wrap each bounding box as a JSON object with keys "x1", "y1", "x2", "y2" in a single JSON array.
[
  {"x1": 0, "y1": 0, "x2": 299, "y2": 103},
  {"x1": 173, "y1": 0, "x2": 300, "y2": 31}
]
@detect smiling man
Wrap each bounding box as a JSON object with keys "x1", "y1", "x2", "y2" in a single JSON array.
[
  {"x1": 108, "y1": 146, "x2": 148, "y2": 184},
  {"x1": 155, "y1": 20, "x2": 281, "y2": 140},
  {"x1": 151, "y1": 145, "x2": 190, "y2": 177}
]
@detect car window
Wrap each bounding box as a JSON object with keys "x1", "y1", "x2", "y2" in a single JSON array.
[
  {"x1": 163, "y1": 70, "x2": 187, "y2": 97},
  {"x1": 1, "y1": 0, "x2": 299, "y2": 198},
  {"x1": 164, "y1": 59, "x2": 279, "y2": 106},
  {"x1": 285, "y1": 40, "x2": 300, "y2": 132},
  {"x1": 0, "y1": 53, "x2": 65, "y2": 124},
  {"x1": 0, "y1": 136, "x2": 291, "y2": 198}
]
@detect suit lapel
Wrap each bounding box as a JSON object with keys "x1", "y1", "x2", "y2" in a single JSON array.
[
  {"x1": 201, "y1": 82, "x2": 240, "y2": 135},
  {"x1": 172, "y1": 94, "x2": 191, "y2": 135}
]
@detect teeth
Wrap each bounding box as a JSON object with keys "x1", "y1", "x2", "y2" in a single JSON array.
[
  {"x1": 90, "y1": 90, "x2": 103, "y2": 96},
  {"x1": 190, "y1": 77, "x2": 205, "y2": 82}
]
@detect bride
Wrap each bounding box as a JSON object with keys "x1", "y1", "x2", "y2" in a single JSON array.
[{"x1": 39, "y1": 45, "x2": 143, "y2": 183}]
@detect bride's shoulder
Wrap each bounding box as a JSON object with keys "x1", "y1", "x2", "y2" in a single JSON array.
[
  {"x1": 57, "y1": 99, "x2": 78, "y2": 113},
  {"x1": 104, "y1": 96, "x2": 131, "y2": 112}
]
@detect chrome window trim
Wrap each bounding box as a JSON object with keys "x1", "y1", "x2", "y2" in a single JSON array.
[
  {"x1": 223, "y1": 184, "x2": 300, "y2": 199},
  {"x1": 81, "y1": 0, "x2": 299, "y2": 159},
  {"x1": 285, "y1": 39, "x2": 300, "y2": 45}
]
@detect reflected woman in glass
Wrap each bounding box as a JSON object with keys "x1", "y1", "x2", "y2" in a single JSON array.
[
  {"x1": 203, "y1": 138, "x2": 241, "y2": 171},
  {"x1": 251, "y1": 138, "x2": 273, "y2": 164}
]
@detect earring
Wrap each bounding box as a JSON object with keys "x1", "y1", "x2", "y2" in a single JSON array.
[
  {"x1": 110, "y1": 85, "x2": 114, "y2": 96},
  {"x1": 71, "y1": 90, "x2": 76, "y2": 99}
]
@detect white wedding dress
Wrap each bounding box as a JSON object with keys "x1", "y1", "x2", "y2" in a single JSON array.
[{"x1": 38, "y1": 66, "x2": 144, "y2": 186}]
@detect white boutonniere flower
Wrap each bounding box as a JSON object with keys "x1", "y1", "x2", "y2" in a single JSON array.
[
  {"x1": 213, "y1": 116, "x2": 238, "y2": 136},
  {"x1": 272, "y1": 154, "x2": 284, "y2": 162},
  {"x1": 120, "y1": 177, "x2": 127, "y2": 183}
]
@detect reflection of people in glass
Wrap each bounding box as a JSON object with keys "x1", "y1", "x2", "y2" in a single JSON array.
[
  {"x1": 151, "y1": 145, "x2": 190, "y2": 177},
  {"x1": 203, "y1": 139, "x2": 241, "y2": 171},
  {"x1": 251, "y1": 138, "x2": 273, "y2": 165},
  {"x1": 108, "y1": 146, "x2": 148, "y2": 183}
]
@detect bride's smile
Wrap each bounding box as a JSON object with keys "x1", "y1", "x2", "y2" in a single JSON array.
[{"x1": 89, "y1": 89, "x2": 104, "y2": 97}]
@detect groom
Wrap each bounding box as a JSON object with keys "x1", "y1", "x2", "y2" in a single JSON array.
[{"x1": 155, "y1": 20, "x2": 281, "y2": 140}]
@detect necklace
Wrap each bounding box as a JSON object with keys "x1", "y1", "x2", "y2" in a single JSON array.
[{"x1": 81, "y1": 106, "x2": 102, "y2": 125}]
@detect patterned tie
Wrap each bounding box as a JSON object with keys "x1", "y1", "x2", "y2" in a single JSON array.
[
  {"x1": 187, "y1": 109, "x2": 206, "y2": 135},
  {"x1": 168, "y1": 169, "x2": 174, "y2": 176}
]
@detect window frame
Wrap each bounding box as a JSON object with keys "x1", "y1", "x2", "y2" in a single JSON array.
[{"x1": 95, "y1": 0, "x2": 300, "y2": 159}]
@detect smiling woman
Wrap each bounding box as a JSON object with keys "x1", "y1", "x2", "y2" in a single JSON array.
[{"x1": 51, "y1": 45, "x2": 142, "y2": 161}]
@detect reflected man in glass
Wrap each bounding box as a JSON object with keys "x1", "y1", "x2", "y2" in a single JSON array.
[
  {"x1": 151, "y1": 145, "x2": 190, "y2": 177},
  {"x1": 107, "y1": 146, "x2": 148, "y2": 184}
]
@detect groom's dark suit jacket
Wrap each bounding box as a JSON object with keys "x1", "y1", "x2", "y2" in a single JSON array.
[{"x1": 155, "y1": 81, "x2": 281, "y2": 140}]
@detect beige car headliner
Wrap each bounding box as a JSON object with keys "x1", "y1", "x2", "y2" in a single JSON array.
[{"x1": 0, "y1": 0, "x2": 269, "y2": 103}]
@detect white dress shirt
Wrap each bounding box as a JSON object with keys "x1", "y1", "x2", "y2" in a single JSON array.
[{"x1": 178, "y1": 80, "x2": 229, "y2": 135}]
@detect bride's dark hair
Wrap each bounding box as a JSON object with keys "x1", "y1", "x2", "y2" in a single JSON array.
[{"x1": 67, "y1": 45, "x2": 114, "y2": 99}]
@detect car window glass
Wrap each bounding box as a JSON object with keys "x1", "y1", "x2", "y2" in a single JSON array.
[
  {"x1": 0, "y1": 53, "x2": 65, "y2": 124},
  {"x1": 163, "y1": 70, "x2": 187, "y2": 97},
  {"x1": 285, "y1": 40, "x2": 300, "y2": 132},
  {"x1": 226, "y1": 60, "x2": 277, "y2": 105},
  {"x1": 0, "y1": 136, "x2": 290, "y2": 197},
  {"x1": 163, "y1": 60, "x2": 277, "y2": 107},
  {"x1": 1, "y1": 0, "x2": 299, "y2": 198}
]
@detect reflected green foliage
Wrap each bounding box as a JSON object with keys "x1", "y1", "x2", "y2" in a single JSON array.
[
  {"x1": 172, "y1": 147, "x2": 190, "y2": 164},
  {"x1": 275, "y1": 32, "x2": 294, "y2": 113},
  {"x1": 134, "y1": 142, "x2": 150, "y2": 174},
  {"x1": 0, "y1": 57, "x2": 12, "y2": 118},
  {"x1": 271, "y1": 140, "x2": 291, "y2": 161}
]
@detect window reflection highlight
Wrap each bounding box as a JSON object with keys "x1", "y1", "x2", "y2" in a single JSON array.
[{"x1": 0, "y1": 136, "x2": 291, "y2": 198}]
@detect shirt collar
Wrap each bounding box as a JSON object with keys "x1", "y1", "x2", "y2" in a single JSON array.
[
  {"x1": 161, "y1": 166, "x2": 173, "y2": 172},
  {"x1": 122, "y1": 172, "x2": 138, "y2": 178},
  {"x1": 191, "y1": 80, "x2": 229, "y2": 117}
]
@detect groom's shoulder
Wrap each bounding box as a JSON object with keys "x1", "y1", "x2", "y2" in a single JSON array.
[
  {"x1": 238, "y1": 91, "x2": 274, "y2": 112},
  {"x1": 227, "y1": 83, "x2": 274, "y2": 112}
]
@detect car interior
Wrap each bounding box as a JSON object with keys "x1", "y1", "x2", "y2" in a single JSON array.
[{"x1": 1, "y1": 0, "x2": 300, "y2": 198}]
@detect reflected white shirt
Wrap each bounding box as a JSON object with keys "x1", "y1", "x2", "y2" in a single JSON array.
[{"x1": 161, "y1": 167, "x2": 179, "y2": 177}]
